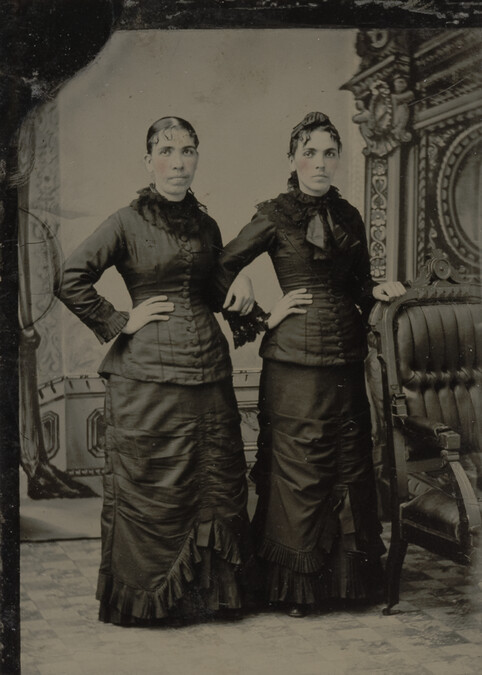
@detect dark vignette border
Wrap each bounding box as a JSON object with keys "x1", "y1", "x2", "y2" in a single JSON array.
[{"x1": 1, "y1": 1, "x2": 481, "y2": 673}]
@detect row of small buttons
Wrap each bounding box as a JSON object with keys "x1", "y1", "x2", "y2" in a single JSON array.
[
  {"x1": 321, "y1": 293, "x2": 345, "y2": 360},
  {"x1": 179, "y1": 234, "x2": 201, "y2": 371},
  {"x1": 330, "y1": 292, "x2": 344, "y2": 359}
]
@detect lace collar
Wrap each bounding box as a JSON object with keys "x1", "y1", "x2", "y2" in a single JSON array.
[
  {"x1": 281, "y1": 185, "x2": 341, "y2": 223},
  {"x1": 259, "y1": 184, "x2": 359, "y2": 254}
]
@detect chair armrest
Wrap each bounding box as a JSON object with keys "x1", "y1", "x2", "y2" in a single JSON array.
[{"x1": 398, "y1": 415, "x2": 461, "y2": 451}]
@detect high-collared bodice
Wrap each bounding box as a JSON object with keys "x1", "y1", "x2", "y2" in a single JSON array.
[
  {"x1": 216, "y1": 187, "x2": 376, "y2": 367},
  {"x1": 56, "y1": 189, "x2": 232, "y2": 384}
]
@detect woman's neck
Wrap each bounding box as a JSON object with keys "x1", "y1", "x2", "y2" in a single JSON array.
[{"x1": 298, "y1": 185, "x2": 329, "y2": 198}]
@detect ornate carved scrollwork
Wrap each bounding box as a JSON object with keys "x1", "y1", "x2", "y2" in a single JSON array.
[
  {"x1": 427, "y1": 129, "x2": 456, "y2": 182},
  {"x1": 369, "y1": 158, "x2": 388, "y2": 279},
  {"x1": 343, "y1": 28, "x2": 481, "y2": 284},
  {"x1": 436, "y1": 122, "x2": 482, "y2": 268},
  {"x1": 411, "y1": 247, "x2": 465, "y2": 288},
  {"x1": 355, "y1": 29, "x2": 411, "y2": 71},
  {"x1": 343, "y1": 30, "x2": 415, "y2": 159},
  {"x1": 341, "y1": 30, "x2": 418, "y2": 282},
  {"x1": 414, "y1": 29, "x2": 482, "y2": 113},
  {"x1": 417, "y1": 113, "x2": 482, "y2": 278},
  {"x1": 352, "y1": 75, "x2": 414, "y2": 158},
  {"x1": 416, "y1": 134, "x2": 428, "y2": 272},
  {"x1": 413, "y1": 28, "x2": 482, "y2": 279}
]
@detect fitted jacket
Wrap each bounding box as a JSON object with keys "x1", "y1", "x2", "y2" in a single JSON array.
[
  {"x1": 56, "y1": 188, "x2": 232, "y2": 385},
  {"x1": 216, "y1": 186, "x2": 376, "y2": 367}
]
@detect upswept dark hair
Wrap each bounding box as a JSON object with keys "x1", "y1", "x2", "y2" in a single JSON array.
[
  {"x1": 146, "y1": 116, "x2": 199, "y2": 153},
  {"x1": 288, "y1": 111, "x2": 342, "y2": 157}
]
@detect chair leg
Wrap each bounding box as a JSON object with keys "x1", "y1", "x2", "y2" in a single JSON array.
[{"x1": 383, "y1": 538, "x2": 408, "y2": 615}]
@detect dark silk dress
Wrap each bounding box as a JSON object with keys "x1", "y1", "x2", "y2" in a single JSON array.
[
  {"x1": 217, "y1": 185, "x2": 386, "y2": 606},
  {"x1": 56, "y1": 187, "x2": 252, "y2": 624}
]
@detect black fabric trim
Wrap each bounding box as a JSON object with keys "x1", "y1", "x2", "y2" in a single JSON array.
[
  {"x1": 255, "y1": 185, "x2": 362, "y2": 255},
  {"x1": 130, "y1": 185, "x2": 211, "y2": 236}
]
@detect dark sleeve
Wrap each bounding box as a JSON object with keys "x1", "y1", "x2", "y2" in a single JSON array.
[
  {"x1": 55, "y1": 214, "x2": 129, "y2": 343},
  {"x1": 348, "y1": 207, "x2": 376, "y2": 321},
  {"x1": 212, "y1": 209, "x2": 276, "y2": 347},
  {"x1": 203, "y1": 217, "x2": 226, "y2": 312},
  {"x1": 212, "y1": 208, "x2": 277, "y2": 308}
]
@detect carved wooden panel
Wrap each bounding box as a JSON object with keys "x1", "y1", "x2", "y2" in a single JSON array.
[
  {"x1": 418, "y1": 118, "x2": 482, "y2": 278},
  {"x1": 413, "y1": 28, "x2": 482, "y2": 279},
  {"x1": 341, "y1": 30, "x2": 415, "y2": 282},
  {"x1": 342, "y1": 28, "x2": 482, "y2": 283}
]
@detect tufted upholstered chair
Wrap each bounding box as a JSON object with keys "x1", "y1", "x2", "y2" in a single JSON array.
[{"x1": 369, "y1": 249, "x2": 482, "y2": 614}]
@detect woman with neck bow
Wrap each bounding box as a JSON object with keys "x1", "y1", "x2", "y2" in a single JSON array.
[{"x1": 216, "y1": 112, "x2": 406, "y2": 618}]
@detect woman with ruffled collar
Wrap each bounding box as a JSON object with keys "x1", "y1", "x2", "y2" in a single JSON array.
[
  {"x1": 55, "y1": 116, "x2": 299, "y2": 626},
  {"x1": 216, "y1": 112, "x2": 406, "y2": 617}
]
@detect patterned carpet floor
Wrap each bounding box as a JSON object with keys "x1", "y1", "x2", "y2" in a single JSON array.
[{"x1": 21, "y1": 519, "x2": 482, "y2": 675}]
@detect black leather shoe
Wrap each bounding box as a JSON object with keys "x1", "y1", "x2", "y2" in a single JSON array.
[{"x1": 287, "y1": 605, "x2": 306, "y2": 618}]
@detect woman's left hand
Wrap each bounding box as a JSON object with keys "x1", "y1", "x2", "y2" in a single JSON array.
[
  {"x1": 223, "y1": 274, "x2": 255, "y2": 315},
  {"x1": 267, "y1": 289, "x2": 313, "y2": 329},
  {"x1": 372, "y1": 281, "x2": 407, "y2": 302}
]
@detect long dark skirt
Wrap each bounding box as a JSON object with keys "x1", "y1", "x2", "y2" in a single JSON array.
[
  {"x1": 251, "y1": 360, "x2": 385, "y2": 607},
  {"x1": 97, "y1": 374, "x2": 252, "y2": 624}
]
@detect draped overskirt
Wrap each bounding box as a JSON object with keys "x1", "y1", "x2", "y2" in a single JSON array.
[
  {"x1": 96, "y1": 375, "x2": 252, "y2": 624},
  {"x1": 251, "y1": 360, "x2": 385, "y2": 606}
]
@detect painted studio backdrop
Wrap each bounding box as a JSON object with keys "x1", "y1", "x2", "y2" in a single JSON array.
[
  {"x1": 21, "y1": 29, "x2": 365, "y2": 485},
  {"x1": 19, "y1": 27, "x2": 482, "y2": 503}
]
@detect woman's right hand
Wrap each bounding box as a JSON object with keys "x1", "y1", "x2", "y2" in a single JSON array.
[
  {"x1": 267, "y1": 289, "x2": 313, "y2": 330},
  {"x1": 121, "y1": 295, "x2": 175, "y2": 335}
]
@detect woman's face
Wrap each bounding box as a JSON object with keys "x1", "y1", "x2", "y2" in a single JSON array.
[
  {"x1": 290, "y1": 129, "x2": 339, "y2": 197},
  {"x1": 144, "y1": 128, "x2": 199, "y2": 201}
]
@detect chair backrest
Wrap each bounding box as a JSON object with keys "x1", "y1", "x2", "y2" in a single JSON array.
[
  {"x1": 396, "y1": 301, "x2": 481, "y2": 455},
  {"x1": 369, "y1": 250, "x2": 482, "y2": 483}
]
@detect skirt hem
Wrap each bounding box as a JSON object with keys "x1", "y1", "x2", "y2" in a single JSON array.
[
  {"x1": 260, "y1": 549, "x2": 384, "y2": 605},
  {"x1": 97, "y1": 517, "x2": 248, "y2": 622}
]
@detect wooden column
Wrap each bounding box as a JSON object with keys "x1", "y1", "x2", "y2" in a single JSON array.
[{"x1": 341, "y1": 30, "x2": 416, "y2": 283}]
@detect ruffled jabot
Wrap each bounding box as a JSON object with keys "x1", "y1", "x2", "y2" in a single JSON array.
[{"x1": 260, "y1": 185, "x2": 358, "y2": 257}]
